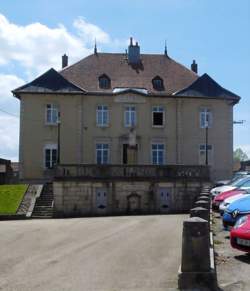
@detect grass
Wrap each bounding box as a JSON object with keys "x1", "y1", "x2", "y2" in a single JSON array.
[{"x1": 0, "y1": 184, "x2": 28, "y2": 215}]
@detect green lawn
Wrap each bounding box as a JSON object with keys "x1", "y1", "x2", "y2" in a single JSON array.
[{"x1": 0, "y1": 184, "x2": 28, "y2": 214}]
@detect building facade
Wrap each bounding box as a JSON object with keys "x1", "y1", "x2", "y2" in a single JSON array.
[{"x1": 13, "y1": 39, "x2": 240, "y2": 182}]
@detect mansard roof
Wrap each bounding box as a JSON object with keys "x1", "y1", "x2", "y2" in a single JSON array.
[
  {"x1": 60, "y1": 53, "x2": 198, "y2": 95},
  {"x1": 174, "y1": 73, "x2": 240, "y2": 103},
  {"x1": 13, "y1": 68, "x2": 85, "y2": 97}
]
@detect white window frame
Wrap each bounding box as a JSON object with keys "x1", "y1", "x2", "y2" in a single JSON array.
[
  {"x1": 96, "y1": 105, "x2": 109, "y2": 127},
  {"x1": 151, "y1": 143, "x2": 165, "y2": 165},
  {"x1": 200, "y1": 108, "x2": 212, "y2": 128},
  {"x1": 44, "y1": 144, "x2": 57, "y2": 169},
  {"x1": 152, "y1": 106, "x2": 165, "y2": 127},
  {"x1": 124, "y1": 105, "x2": 136, "y2": 127},
  {"x1": 45, "y1": 104, "x2": 59, "y2": 125},
  {"x1": 96, "y1": 143, "x2": 110, "y2": 164},
  {"x1": 199, "y1": 144, "x2": 213, "y2": 165}
]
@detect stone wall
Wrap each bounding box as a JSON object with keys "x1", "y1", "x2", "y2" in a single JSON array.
[{"x1": 53, "y1": 180, "x2": 210, "y2": 217}]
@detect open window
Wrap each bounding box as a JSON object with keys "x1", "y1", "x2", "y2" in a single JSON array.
[{"x1": 152, "y1": 106, "x2": 164, "y2": 127}]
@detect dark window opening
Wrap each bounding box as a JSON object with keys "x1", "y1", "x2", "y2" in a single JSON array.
[
  {"x1": 152, "y1": 76, "x2": 164, "y2": 91},
  {"x1": 153, "y1": 112, "x2": 163, "y2": 126},
  {"x1": 45, "y1": 148, "x2": 57, "y2": 169},
  {"x1": 99, "y1": 74, "x2": 111, "y2": 89}
]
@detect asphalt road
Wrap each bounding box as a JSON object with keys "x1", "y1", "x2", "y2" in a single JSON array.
[{"x1": 0, "y1": 215, "x2": 186, "y2": 291}]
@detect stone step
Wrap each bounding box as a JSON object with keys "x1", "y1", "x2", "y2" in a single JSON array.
[{"x1": 32, "y1": 214, "x2": 53, "y2": 218}]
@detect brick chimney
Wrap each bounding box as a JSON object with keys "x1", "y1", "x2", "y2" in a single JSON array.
[
  {"x1": 62, "y1": 54, "x2": 68, "y2": 69},
  {"x1": 191, "y1": 60, "x2": 198, "y2": 73},
  {"x1": 128, "y1": 37, "x2": 140, "y2": 65}
]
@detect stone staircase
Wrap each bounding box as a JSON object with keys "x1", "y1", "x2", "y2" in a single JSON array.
[{"x1": 32, "y1": 183, "x2": 54, "y2": 218}]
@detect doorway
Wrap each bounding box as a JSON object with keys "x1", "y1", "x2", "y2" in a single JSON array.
[
  {"x1": 123, "y1": 144, "x2": 138, "y2": 164},
  {"x1": 96, "y1": 188, "x2": 108, "y2": 213},
  {"x1": 157, "y1": 187, "x2": 171, "y2": 213}
]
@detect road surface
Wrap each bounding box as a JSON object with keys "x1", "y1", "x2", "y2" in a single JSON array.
[{"x1": 0, "y1": 215, "x2": 186, "y2": 291}]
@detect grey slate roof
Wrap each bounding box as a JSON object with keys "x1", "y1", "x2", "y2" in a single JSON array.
[
  {"x1": 13, "y1": 68, "x2": 84, "y2": 96},
  {"x1": 174, "y1": 73, "x2": 240, "y2": 103}
]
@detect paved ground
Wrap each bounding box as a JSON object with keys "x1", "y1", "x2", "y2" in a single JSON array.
[
  {"x1": 0, "y1": 215, "x2": 186, "y2": 291},
  {"x1": 213, "y1": 213, "x2": 250, "y2": 291}
]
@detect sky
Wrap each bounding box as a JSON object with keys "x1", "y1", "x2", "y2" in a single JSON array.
[{"x1": 0, "y1": 0, "x2": 249, "y2": 161}]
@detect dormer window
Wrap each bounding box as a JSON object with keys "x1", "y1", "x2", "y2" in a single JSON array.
[
  {"x1": 99, "y1": 74, "x2": 111, "y2": 89},
  {"x1": 152, "y1": 76, "x2": 164, "y2": 91}
]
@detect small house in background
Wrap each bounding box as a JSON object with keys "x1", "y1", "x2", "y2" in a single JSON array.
[
  {"x1": 240, "y1": 160, "x2": 250, "y2": 172},
  {"x1": 0, "y1": 158, "x2": 13, "y2": 184},
  {"x1": 11, "y1": 162, "x2": 20, "y2": 182}
]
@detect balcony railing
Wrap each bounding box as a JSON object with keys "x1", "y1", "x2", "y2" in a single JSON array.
[{"x1": 55, "y1": 164, "x2": 210, "y2": 181}]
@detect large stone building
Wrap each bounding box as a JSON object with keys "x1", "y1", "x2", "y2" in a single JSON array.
[
  {"x1": 13, "y1": 38, "x2": 240, "y2": 182},
  {"x1": 13, "y1": 38, "x2": 241, "y2": 217}
]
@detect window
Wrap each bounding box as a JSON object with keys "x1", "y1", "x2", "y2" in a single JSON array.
[
  {"x1": 96, "y1": 105, "x2": 109, "y2": 127},
  {"x1": 96, "y1": 143, "x2": 109, "y2": 164},
  {"x1": 124, "y1": 106, "x2": 136, "y2": 127},
  {"x1": 44, "y1": 145, "x2": 57, "y2": 169},
  {"x1": 200, "y1": 108, "x2": 212, "y2": 128},
  {"x1": 99, "y1": 74, "x2": 111, "y2": 89},
  {"x1": 152, "y1": 106, "x2": 164, "y2": 127},
  {"x1": 152, "y1": 144, "x2": 165, "y2": 165},
  {"x1": 199, "y1": 144, "x2": 213, "y2": 165},
  {"x1": 152, "y1": 76, "x2": 164, "y2": 91},
  {"x1": 46, "y1": 104, "x2": 59, "y2": 124}
]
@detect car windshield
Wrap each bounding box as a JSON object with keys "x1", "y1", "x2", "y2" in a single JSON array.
[{"x1": 232, "y1": 177, "x2": 250, "y2": 187}]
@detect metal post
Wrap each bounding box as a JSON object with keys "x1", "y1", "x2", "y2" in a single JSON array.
[
  {"x1": 57, "y1": 113, "x2": 61, "y2": 164},
  {"x1": 205, "y1": 125, "x2": 208, "y2": 165}
]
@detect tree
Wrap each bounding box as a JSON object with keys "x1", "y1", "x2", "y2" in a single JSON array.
[{"x1": 233, "y1": 148, "x2": 249, "y2": 162}]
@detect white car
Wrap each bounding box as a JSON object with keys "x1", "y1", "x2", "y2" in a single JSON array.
[
  {"x1": 211, "y1": 176, "x2": 250, "y2": 198},
  {"x1": 219, "y1": 191, "x2": 250, "y2": 214}
]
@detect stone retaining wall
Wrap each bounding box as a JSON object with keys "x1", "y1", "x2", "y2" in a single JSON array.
[{"x1": 53, "y1": 180, "x2": 211, "y2": 217}]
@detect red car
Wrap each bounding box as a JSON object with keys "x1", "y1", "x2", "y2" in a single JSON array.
[
  {"x1": 212, "y1": 189, "x2": 246, "y2": 210},
  {"x1": 230, "y1": 215, "x2": 250, "y2": 253}
]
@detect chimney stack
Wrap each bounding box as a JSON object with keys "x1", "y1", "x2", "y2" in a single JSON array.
[
  {"x1": 191, "y1": 60, "x2": 198, "y2": 73},
  {"x1": 128, "y1": 37, "x2": 140, "y2": 65},
  {"x1": 62, "y1": 54, "x2": 68, "y2": 69}
]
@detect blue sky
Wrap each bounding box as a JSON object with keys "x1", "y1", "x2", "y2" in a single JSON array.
[{"x1": 0, "y1": 0, "x2": 249, "y2": 161}]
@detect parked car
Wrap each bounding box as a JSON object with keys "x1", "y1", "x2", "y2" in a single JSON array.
[
  {"x1": 213, "y1": 189, "x2": 246, "y2": 211},
  {"x1": 211, "y1": 176, "x2": 250, "y2": 198},
  {"x1": 212, "y1": 177, "x2": 250, "y2": 210},
  {"x1": 219, "y1": 190, "x2": 250, "y2": 215},
  {"x1": 230, "y1": 215, "x2": 250, "y2": 253},
  {"x1": 222, "y1": 195, "x2": 250, "y2": 228},
  {"x1": 214, "y1": 171, "x2": 249, "y2": 187}
]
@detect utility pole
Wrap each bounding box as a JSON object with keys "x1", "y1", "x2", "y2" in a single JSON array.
[
  {"x1": 57, "y1": 112, "x2": 61, "y2": 165},
  {"x1": 205, "y1": 119, "x2": 209, "y2": 166}
]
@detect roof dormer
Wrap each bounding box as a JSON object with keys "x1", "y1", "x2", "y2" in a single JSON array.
[
  {"x1": 152, "y1": 76, "x2": 164, "y2": 91},
  {"x1": 99, "y1": 74, "x2": 111, "y2": 89}
]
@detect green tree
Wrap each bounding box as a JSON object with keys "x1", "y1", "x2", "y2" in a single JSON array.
[{"x1": 233, "y1": 148, "x2": 249, "y2": 162}]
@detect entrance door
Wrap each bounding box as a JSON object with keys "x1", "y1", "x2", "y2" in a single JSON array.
[
  {"x1": 123, "y1": 144, "x2": 138, "y2": 164},
  {"x1": 158, "y1": 187, "x2": 170, "y2": 213},
  {"x1": 96, "y1": 188, "x2": 108, "y2": 213}
]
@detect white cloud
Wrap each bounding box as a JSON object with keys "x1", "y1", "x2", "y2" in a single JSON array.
[
  {"x1": 73, "y1": 17, "x2": 110, "y2": 44},
  {"x1": 0, "y1": 115, "x2": 19, "y2": 161},
  {"x1": 0, "y1": 14, "x2": 116, "y2": 78},
  {"x1": 0, "y1": 74, "x2": 24, "y2": 103}
]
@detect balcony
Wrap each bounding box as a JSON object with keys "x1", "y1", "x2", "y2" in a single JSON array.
[{"x1": 55, "y1": 164, "x2": 210, "y2": 181}]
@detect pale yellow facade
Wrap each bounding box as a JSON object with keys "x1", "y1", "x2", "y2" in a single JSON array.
[{"x1": 19, "y1": 92, "x2": 234, "y2": 181}]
